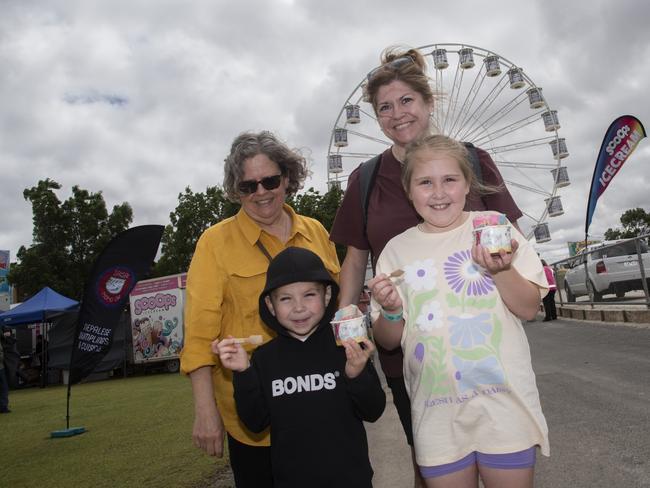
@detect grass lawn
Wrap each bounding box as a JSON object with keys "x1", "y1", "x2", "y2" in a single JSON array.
[{"x1": 0, "y1": 373, "x2": 229, "y2": 488}]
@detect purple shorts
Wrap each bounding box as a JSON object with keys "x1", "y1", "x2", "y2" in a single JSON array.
[{"x1": 419, "y1": 447, "x2": 536, "y2": 479}]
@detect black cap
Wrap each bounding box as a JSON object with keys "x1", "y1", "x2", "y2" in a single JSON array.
[
  {"x1": 261, "y1": 247, "x2": 338, "y2": 299},
  {"x1": 258, "y1": 247, "x2": 339, "y2": 337}
]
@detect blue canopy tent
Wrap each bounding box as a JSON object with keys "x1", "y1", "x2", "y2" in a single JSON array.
[
  {"x1": 0, "y1": 287, "x2": 79, "y2": 387},
  {"x1": 0, "y1": 287, "x2": 78, "y2": 326}
]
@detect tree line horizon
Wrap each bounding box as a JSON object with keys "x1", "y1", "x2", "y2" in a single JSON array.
[
  {"x1": 7, "y1": 179, "x2": 648, "y2": 302},
  {"x1": 7, "y1": 179, "x2": 344, "y2": 302}
]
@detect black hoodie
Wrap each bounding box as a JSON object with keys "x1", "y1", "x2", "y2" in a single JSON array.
[{"x1": 233, "y1": 247, "x2": 386, "y2": 488}]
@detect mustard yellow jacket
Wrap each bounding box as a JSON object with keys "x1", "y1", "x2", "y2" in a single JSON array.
[{"x1": 180, "y1": 204, "x2": 340, "y2": 446}]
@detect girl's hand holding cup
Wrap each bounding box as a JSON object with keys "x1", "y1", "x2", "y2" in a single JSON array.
[{"x1": 472, "y1": 239, "x2": 519, "y2": 274}]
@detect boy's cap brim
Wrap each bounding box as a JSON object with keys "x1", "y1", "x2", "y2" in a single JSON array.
[{"x1": 260, "y1": 247, "x2": 338, "y2": 298}]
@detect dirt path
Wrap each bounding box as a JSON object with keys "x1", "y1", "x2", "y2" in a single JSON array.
[{"x1": 195, "y1": 465, "x2": 234, "y2": 488}]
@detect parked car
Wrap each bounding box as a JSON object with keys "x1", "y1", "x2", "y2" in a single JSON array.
[{"x1": 563, "y1": 239, "x2": 650, "y2": 302}]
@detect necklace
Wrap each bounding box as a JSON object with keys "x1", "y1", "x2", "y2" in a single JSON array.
[
  {"x1": 258, "y1": 211, "x2": 290, "y2": 242},
  {"x1": 282, "y1": 211, "x2": 291, "y2": 243},
  {"x1": 270, "y1": 211, "x2": 290, "y2": 243}
]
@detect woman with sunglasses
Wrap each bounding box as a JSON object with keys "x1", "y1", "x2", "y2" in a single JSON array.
[
  {"x1": 330, "y1": 47, "x2": 523, "y2": 487},
  {"x1": 181, "y1": 130, "x2": 340, "y2": 488}
]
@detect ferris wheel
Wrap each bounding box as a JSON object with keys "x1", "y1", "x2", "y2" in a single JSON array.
[{"x1": 326, "y1": 43, "x2": 570, "y2": 244}]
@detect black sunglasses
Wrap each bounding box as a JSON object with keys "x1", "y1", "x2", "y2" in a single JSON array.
[
  {"x1": 366, "y1": 56, "x2": 416, "y2": 81},
  {"x1": 238, "y1": 174, "x2": 283, "y2": 195}
]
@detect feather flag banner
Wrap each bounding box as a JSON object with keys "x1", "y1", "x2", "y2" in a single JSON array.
[
  {"x1": 68, "y1": 225, "x2": 164, "y2": 384},
  {"x1": 585, "y1": 115, "x2": 646, "y2": 235}
]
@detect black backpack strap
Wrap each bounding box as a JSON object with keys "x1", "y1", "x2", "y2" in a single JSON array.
[
  {"x1": 463, "y1": 141, "x2": 483, "y2": 185},
  {"x1": 360, "y1": 154, "x2": 382, "y2": 236},
  {"x1": 359, "y1": 153, "x2": 382, "y2": 270}
]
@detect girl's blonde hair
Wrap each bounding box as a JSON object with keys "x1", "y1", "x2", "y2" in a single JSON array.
[{"x1": 401, "y1": 135, "x2": 502, "y2": 197}]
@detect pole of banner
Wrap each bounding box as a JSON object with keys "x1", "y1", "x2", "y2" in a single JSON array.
[
  {"x1": 50, "y1": 374, "x2": 86, "y2": 438},
  {"x1": 65, "y1": 380, "x2": 71, "y2": 429},
  {"x1": 634, "y1": 238, "x2": 650, "y2": 309},
  {"x1": 50, "y1": 375, "x2": 86, "y2": 438},
  {"x1": 51, "y1": 313, "x2": 87, "y2": 438},
  {"x1": 123, "y1": 317, "x2": 128, "y2": 379},
  {"x1": 583, "y1": 232, "x2": 595, "y2": 308}
]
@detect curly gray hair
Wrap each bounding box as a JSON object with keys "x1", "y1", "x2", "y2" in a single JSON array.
[{"x1": 223, "y1": 131, "x2": 310, "y2": 202}]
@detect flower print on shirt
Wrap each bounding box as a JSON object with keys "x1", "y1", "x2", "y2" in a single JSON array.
[
  {"x1": 448, "y1": 314, "x2": 507, "y2": 395},
  {"x1": 414, "y1": 342, "x2": 425, "y2": 362},
  {"x1": 404, "y1": 258, "x2": 437, "y2": 291},
  {"x1": 443, "y1": 250, "x2": 497, "y2": 312},
  {"x1": 416, "y1": 301, "x2": 444, "y2": 332},
  {"x1": 452, "y1": 355, "x2": 505, "y2": 393},
  {"x1": 412, "y1": 336, "x2": 452, "y2": 396},
  {"x1": 444, "y1": 250, "x2": 494, "y2": 296},
  {"x1": 449, "y1": 313, "x2": 492, "y2": 349}
]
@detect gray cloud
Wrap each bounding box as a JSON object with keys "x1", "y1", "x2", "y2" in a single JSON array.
[{"x1": 1, "y1": 0, "x2": 648, "y2": 265}]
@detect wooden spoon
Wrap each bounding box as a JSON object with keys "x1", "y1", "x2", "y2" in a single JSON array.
[
  {"x1": 233, "y1": 335, "x2": 263, "y2": 345},
  {"x1": 389, "y1": 269, "x2": 404, "y2": 279}
]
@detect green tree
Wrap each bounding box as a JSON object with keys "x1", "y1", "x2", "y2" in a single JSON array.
[
  {"x1": 604, "y1": 207, "x2": 650, "y2": 240},
  {"x1": 153, "y1": 186, "x2": 240, "y2": 276},
  {"x1": 604, "y1": 228, "x2": 622, "y2": 240},
  {"x1": 8, "y1": 179, "x2": 133, "y2": 300},
  {"x1": 287, "y1": 186, "x2": 343, "y2": 233},
  {"x1": 288, "y1": 186, "x2": 345, "y2": 262},
  {"x1": 155, "y1": 185, "x2": 345, "y2": 276}
]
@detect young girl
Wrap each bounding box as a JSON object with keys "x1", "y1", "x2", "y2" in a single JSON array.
[{"x1": 368, "y1": 135, "x2": 549, "y2": 488}]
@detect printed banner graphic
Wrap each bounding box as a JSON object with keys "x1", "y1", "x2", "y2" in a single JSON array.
[
  {"x1": 585, "y1": 115, "x2": 646, "y2": 234},
  {"x1": 68, "y1": 225, "x2": 164, "y2": 384},
  {"x1": 0, "y1": 250, "x2": 10, "y2": 311},
  {"x1": 567, "y1": 240, "x2": 601, "y2": 257},
  {"x1": 128, "y1": 274, "x2": 185, "y2": 364}
]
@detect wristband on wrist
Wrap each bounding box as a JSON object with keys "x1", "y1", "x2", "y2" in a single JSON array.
[{"x1": 381, "y1": 308, "x2": 403, "y2": 322}]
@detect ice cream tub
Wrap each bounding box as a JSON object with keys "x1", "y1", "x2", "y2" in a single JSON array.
[
  {"x1": 473, "y1": 214, "x2": 512, "y2": 255},
  {"x1": 331, "y1": 304, "x2": 368, "y2": 345},
  {"x1": 331, "y1": 315, "x2": 368, "y2": 346}
]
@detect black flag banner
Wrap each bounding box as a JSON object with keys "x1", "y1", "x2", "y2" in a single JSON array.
[{"x1": 68, "y1": 225, "x2": 164, "y2": 384}]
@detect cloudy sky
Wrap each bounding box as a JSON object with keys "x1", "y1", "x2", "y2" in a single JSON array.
[{"x1": 1, "y1": 0, "x2": 649, "y2": 265}]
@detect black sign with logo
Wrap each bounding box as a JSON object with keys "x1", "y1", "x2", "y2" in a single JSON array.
[{"x1": 68, "y1": 225, "x2": 164, "y2": 384}]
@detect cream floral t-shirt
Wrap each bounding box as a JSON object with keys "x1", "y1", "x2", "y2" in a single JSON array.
[{"x1": 372, "y1": 211, "x2": 550, "y2": 467}]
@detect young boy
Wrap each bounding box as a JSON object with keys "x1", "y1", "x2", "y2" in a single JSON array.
[{"x1": 214, "y1": 247, "x2": 386, "y2": 488}]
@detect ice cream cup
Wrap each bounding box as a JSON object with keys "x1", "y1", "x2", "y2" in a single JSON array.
[
  {"x1": 330, "y1": 315, "x2": 368, "y2": 346},
  {"x1": 474, "y1": 225, "x2": 512, "y2": 255}
]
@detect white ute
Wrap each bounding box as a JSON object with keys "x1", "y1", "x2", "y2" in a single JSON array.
[{"x1": 563, "y1": 239, "x2": 650, "y2": 302}]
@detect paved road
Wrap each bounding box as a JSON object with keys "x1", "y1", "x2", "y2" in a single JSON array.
[
  {"x1": 527, "y1": 319, "x2": 650, "y2": 488},
  {"x1": 367, "y1": 317, "x2": 650, "y2": 488}
]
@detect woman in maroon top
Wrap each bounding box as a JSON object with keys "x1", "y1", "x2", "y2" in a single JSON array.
[{"x1": 330, "y1": 46, "x2": 522, "y2": 488}]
